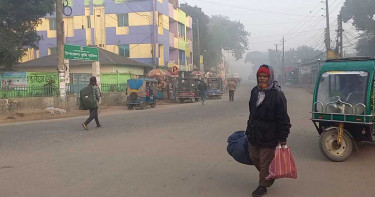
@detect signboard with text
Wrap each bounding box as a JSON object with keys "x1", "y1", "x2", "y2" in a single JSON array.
[{"x1": 64, "y1": 44, "x2": 99, "y2": 61}]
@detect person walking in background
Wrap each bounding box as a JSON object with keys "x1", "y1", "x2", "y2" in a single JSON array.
[
  {"x1": 82, "y1": 76, "x2": 101, "y2": 130},
  {"x1": 228, "y1": 79, "x2": 237, "y2": 101},
  {"x1": 246, "y1": 65, "x2": 291, "y2": 197},
  {"x1": 197, "y1": 79, "x2": 208, "y2": 105}
]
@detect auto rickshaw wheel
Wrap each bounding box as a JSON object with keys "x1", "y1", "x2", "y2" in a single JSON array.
[
  {"x1": 150, "y1": 103, "x2": 156, "y2": 108},
  {"x1": 319, "y1": 127, "x2": 353, "y2": 162},
  {"x1": 127, "y1": 105, "x2": 133, "y2": 110}
]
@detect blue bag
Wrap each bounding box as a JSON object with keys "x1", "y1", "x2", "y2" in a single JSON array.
[{"x1": 227, "y1": 131, "x2": 253, "y2": 165}]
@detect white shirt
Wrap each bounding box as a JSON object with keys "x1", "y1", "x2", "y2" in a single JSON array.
[{"x1": 256, "y1": 91, "x2": 265, "y2": 107}]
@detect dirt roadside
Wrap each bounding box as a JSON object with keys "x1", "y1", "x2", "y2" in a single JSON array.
[{"x1": 0, "y1": 100, "x2": 177, "y2": 124}]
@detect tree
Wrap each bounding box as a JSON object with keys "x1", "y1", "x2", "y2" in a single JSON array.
[
  {"x1": 0, "y1": 0, "x2": 55, "y2": 69},
  {"x1": 180, "y1": 4, "x2": 210, "y2": 69},
  {"x1": 341, "y1": 0, "x2": 375, "y2": 56},
  {"x1": 245, "y1": 51, "x2": 269, "y2": 66},
  {"x1": 205, "y1": 15, "x2": 249, "y2": 70}
]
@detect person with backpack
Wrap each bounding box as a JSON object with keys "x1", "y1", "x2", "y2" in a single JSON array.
[
  {"x1": 81, "y1": 76, "x2": 101, "y2": 130},
  {"x1": 246, "y1": 65, "x2": 291, "y2": 197},
  {"x1": 197, "y1": 79, "x2": 208, "y2": 105}
]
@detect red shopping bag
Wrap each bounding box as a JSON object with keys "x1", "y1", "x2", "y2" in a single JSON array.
[{"x1": 266, "y1": 145, "x2": 297, "y2": 180}]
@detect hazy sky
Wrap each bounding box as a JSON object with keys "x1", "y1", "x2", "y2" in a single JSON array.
[{"x1": 181, "y1": 0, "x2": 357, "y2": 53}]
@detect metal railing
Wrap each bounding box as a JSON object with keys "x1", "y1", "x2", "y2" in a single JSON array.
[
  {"x1": 0, "y1": 85, "x2": 58, "y2": 99},
  {"x1": 0, "y1": 83, "x2": 128, "y2": 99},
  {"x1": 100, "y1": 83, "x2": 127, "y2": 93}
]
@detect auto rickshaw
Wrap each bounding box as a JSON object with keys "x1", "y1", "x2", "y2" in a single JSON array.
[
  {"x1": 127, "y1": 78, "x2": 158, "y2": 110},
  {"x1": 177, "y1": 77, "x2": 199, "y2": 103},
  {"x1": 311, "y1": 57, "x2": 375, "y2": 161},
  {"x1": 207, "y1": 77, "x2": 223, "y2": 99}
]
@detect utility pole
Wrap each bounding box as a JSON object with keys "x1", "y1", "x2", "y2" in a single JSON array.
[
  {"x1": 282, "y1": 37, "x2": 285, "y2": 69},
  {"x1": 56, "y1": 0, "x2": 66, "y2": 100},
  {"x1": 196, "y1": 18, "x2": 201, "y2": 71},
  {"x1": 325, "y1": 0, "x2": 331, "y2": 57},
  {"x1": 152, "y1": 0, "x2": 157, "y2": 69},
  {"x1": 275, "y1": 44, "x2": 278, "y2": 68}
]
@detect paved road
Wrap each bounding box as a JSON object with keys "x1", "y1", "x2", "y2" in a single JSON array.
[{"x1": 1, "y1": 82, "x2": 375, "y2": 197}]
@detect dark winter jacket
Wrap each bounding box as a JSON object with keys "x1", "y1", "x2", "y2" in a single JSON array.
[
  {"x1": 245, "y1": 86, "x2": 291, "y2": 147},
  {"x1": 197, "y1": 82, "x2": 208, "y2": 92}
]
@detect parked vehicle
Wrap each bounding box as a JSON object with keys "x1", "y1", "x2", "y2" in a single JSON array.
[
  {"x1": 177, "y1": 78, "x2": 199, "y2": 103},
  {"x1": 127, "y1": 78, "x2": 158, "y2": 110},
  {"x1": 207, "y1": 77, "x2": 223, "y2": 99},
  {"x1": 311, "y1": 57, "x2": 375, "y2": 161}
]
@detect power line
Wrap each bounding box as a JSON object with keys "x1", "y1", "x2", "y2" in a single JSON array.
[{"x1": 197, "y1": 0, "x2": 325, "y2": 17}]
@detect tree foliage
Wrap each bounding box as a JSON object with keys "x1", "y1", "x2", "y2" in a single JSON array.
[
  {"x1": 180, "y1": 4, "x2": 209, "y2": 69},
  {"x1": 205, "y1": 15, "x2": 249, "y2": 70},
  {"x1": 341, "y1": 0, "x2": 375, "y2": 56},
  {"x1": 245, "y1": 46, "x2": 323, "y2": 71},
  {"x1": 180, "y1": 4, "x2": 249, "y2": 71},
  {"x1": 0, "y1": 0, "x2": 55, "y2": 69}
]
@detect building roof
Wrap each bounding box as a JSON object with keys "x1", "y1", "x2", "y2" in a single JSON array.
[{"x1": 14, "y1": 48, "x2": 151, "y2": 68}]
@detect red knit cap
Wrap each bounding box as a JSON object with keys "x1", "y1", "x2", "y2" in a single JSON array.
[{"x1": 257, "y1": 66, "x2": 270, "y2": 76}]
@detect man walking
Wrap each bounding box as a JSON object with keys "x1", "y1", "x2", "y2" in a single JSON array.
[
  {"x1": 228, "y1": 79, "x2": 237, "y2": 101},
  {"x1": 82, "y1": 76, "x2": 101, "y2": 130},
  {"x1": 246, "y1": 65, "x2": 291, "y2": 197},
  {"x1": 197, "y1": 79, "x2": 208, "y2": 105}
]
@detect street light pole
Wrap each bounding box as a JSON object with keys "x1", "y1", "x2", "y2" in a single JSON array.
[{"x1": 56, "y1": 0, "x2": 66, "y2": 102}]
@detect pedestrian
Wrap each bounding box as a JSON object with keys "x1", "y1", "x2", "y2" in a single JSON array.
[
  {"x1": 82, "y1": 76, "x2": 101, "y2": 130},
  {"x1": 246, "y1": 65, "x2": 291, "y2": 197},
  {"x1": 197, "y1": 79, "x2": 208, "y2": 105},
  {"x1": 228, "y1": 79, "x2": 237, "y2": 101}
]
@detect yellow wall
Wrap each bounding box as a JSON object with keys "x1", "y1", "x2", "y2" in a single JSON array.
[
  {"x1": 130, "y1": 44, "x2": 152, "y2": 58},
  {"x1": 129, "y1": 12, "x2": 153, "y2": 26},
  {"x1": 94, "y1": 6, "x2": 106, "y2": 47},
  {"x1": 64, "y1": 17, "x2": 75, "y2": 37},
  {"x1": 116, "y1": 27, "x2": 129, "y2": 35},
  {"x1": 73, "y1": 15, "x2": 84, "y2": 29},
  {"x1": 157, "y1": 0, "x2": 163, "y2": 3},
  {"x1": 19, "y1": 48, "x2": 35, "y2": 63},
  {"x1": 159, "y1": 45, "x2": 164, "y2": 66},
  {"x1": 106, "y1": 45, "x2": 119, "y2": 54},
  {"x1": 105, "y1": 14, "x2": 118, "y2": 27},
  {"x1": 36, "y1": 18, "x2": 48, "y2": 31}
]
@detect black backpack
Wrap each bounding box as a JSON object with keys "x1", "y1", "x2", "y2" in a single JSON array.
[{"x1": 79, "y1": 85, "x2": 97, "y2": 110}]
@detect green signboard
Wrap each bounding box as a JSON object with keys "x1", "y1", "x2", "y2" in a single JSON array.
[{"x1": 64, "y1": 44, "x2": 99, "y2": 61}]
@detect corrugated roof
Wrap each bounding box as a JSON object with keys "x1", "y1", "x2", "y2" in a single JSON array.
[{"x1": 14, "y1": 48, "x2": 151, "y2": 68}]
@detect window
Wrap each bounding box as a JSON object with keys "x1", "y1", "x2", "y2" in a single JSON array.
[
  {"x1": 316, "y1": 71, "x2": 368, "y2": 113},
  {"x1": 179, "y1": 50, "x2": 185, "y2": 66},
  {"x1": 178, "y1": 23, "x2": 185, "y2": 39},
  {"x1": 49, "y1": 47, "x2": 57, "y2": 55},
  {"x1": 49, "y1": 18, "x2": 56, "y2": 30},
  {"x1": 118, "y1": 45, "x2": 130, "y2": 57},
  {"x1": 117, "y1": 14, "x2": 129, "y2": 27},
  {"x1": 87, "y1": 16, "x2": 91, "y2": 28}
]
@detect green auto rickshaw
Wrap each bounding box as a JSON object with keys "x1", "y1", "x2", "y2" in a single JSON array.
[{"x1": 312, "y1": 57, "x2": 375, "y2": 161}]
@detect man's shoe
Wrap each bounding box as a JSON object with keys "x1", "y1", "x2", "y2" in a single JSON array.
[
  {"x1": 82, "y1": 123, "x2": 88, "y2": 130},
  {"x1": 96, "y1": 125, "x2": 102, "y2": 128},
  {"x1": 252, "y1": 186, "x2": 267, "y2": 197}
]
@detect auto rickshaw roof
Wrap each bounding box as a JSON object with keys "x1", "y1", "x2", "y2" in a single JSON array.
[
  {"x1": 326, "y1": 57, "x2": 375, "y2": 62},
  {"x1": 320, "y1": 58, "x2": 375, "y2": 73},
  {"x1": 127, "y1": 78, "x2": 157, "y2": 90}
]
